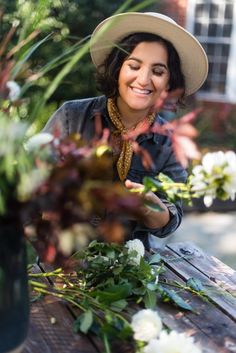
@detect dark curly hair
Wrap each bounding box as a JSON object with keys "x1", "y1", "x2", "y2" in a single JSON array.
[{"x1": 96, "y1": 32, "x2": 185, "y2": 100}]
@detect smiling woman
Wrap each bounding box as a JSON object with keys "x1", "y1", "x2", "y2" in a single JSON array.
[{"x1": 42, "y1": 11, "x2": 208, "y2": 250}]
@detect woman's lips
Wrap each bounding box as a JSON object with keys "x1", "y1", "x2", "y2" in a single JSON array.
[{"x1": 131, "y1": 87, "x2": 152, "y2": 95}]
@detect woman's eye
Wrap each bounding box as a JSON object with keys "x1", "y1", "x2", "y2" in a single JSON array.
[
  {"x1": 128, "y1": 64, "x2": 140, "y2": 70},
  {"x1": 153, "y1": 70, "x2": 164, "y2": 76}
]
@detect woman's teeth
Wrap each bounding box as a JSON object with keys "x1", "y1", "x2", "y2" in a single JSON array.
[{"x1": 132, "y1": 87, "x2": 152, "y2": 95}]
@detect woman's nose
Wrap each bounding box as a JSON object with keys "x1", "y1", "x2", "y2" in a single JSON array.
[{"x1": 136, "y1": 68, "x2": 151, "y2": 86}]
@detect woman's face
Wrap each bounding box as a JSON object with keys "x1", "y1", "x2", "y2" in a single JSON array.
[{"x1": 117, "y1": 41, "x2": 170, "y2": 118}]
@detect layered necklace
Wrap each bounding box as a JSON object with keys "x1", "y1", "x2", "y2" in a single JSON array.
[{"x1": 107, "y1": 98, "x2": 155, "y2": 181}]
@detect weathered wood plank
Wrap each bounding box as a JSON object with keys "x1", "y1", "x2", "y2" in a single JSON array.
[
  {"x1": 167, "y1": 242, "x2": 236, "y2": 288},
  {"x1": 23, "y1": 265, "x2": 98, "y2": 353},
  {"x1": 159, "y1": 242, "x2": 236, "y2": 321},
  {"x1": 157, "y1": 266, "x2": 236, "y2": 353}
]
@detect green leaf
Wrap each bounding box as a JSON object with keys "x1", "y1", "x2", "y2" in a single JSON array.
[
  {"x1": 144, "y1": 289, "x2": 157, "y2": 309},
  {"x1": 143, "y1": 176, "x2": 162, "y2": 192},
  {"x1": 187, "y1": 277, "x2": 204, "y2": 292},
  {"x1": 12, "y1": 33, "x2": 52, "y2": 79},
  {"x1": 132, "y1": 287, "x2": 146, "y2": 295},
  {"x1": 158, "y1": 173, "x2": 174, "y2": 184},
  {"x1": 76, "y1": 310, "x2": 93, "y2": 334},
  {"x1": 93, "y1": 283, "x2": 132, "y2": 304},
  {"x1": 146, "y1": 282, "x2": 158, "y2": 291},
  {"x1": 148, "y1": 253, "x2": 161, "y2": 265},
  {"x1": 110, "y1": 299, "x2": 128, "y2": 312},
  {"x1": 161, "y1": 287, "x2": 193, "y2": 311}
]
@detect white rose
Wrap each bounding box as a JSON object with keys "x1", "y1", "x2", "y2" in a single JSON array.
[
  {"x1": 125, "y1": 239, "x2": 145, "y2": 265},
  {"x1": 144, "y1": 330, "x2": 202, "y2": 353},
  {"x1": 190, "y1": 151, "x2": 236, "y2": 205},
  {"x1": 223, "y1": 151, "x2": 236, "y2": 199},
  {"x1": 131, "y1": 309, "x2": 162, "y2": 342},
  {"x1": 202, "y1": 151, "x2": 225, "y2": 174}
]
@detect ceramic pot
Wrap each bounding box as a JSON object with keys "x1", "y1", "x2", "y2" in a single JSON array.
[{"x1": 0, "y1": 216, "x2": 29, "y2": 353}]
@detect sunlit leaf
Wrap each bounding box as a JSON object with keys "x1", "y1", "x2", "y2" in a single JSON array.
[
  {"x1": 187, "y1": 277, "x2": 204, "y2": 292},
  {"x1": 144, "y1": 289, "x2": 157, "y2": 309},
  {"x1": 161, "y1": 287, "x2": 193, "y2": 311},
  {"x1": 148, "y1": 253, "x2": 161, "y2": 265}
]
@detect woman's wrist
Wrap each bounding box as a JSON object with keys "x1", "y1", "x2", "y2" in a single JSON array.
[{"x1": 142, "y1": 197, "x2": 170, "y2": 229}]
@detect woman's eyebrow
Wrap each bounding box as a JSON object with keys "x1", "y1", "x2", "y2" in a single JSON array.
[{"x1": 127, "y1": 57, "x2": 168, "y2": 70}]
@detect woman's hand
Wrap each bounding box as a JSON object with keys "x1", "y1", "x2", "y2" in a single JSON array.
[{"x1": 125, "y1": 179, "x2": 170, "y2": 229}]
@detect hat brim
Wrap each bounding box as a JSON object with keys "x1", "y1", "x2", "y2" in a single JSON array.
[{"x1": 90, "y1": 12, "x2": 208, "y2": 96}]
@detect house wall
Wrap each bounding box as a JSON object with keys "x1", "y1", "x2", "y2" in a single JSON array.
[
  {"x1": 159, "y1": 0, "x2": 236, "y2": 151},
  {"x1": 160, "y1": 0, "x2": 188, "y2": 26}
]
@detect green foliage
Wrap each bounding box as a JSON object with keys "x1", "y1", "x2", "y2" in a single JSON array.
[
  {"x1": 74, "y1": 240, "x2": 163, "y2": 309},
  {"x1": 1, "y1": 0, "x2": 159, "y2": 133},
  {"x1": 143, "y1": 173, "x2": 192, "y2": 205},
  {"x1": 0, "y1": 113, "x2": 31, "y2": 213}
]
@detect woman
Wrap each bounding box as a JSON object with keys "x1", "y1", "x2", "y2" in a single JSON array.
[{"x1": 42, "y1": 12, "x2": 208, "y2": 249}]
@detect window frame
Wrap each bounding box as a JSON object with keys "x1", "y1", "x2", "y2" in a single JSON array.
[{"x1": 186, "y1": 0, "x2": 236, "y2": 103}]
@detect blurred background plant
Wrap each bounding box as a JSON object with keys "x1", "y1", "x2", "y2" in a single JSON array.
[
  {"x1": 0, "y1": 0, "x2": 156, "y2": 263},
  {"x1": 0, "y1": 0, "x2": 157, "y2": 134}
]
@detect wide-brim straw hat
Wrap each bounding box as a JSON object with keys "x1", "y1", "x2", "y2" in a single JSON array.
[{"x1": 90, "y1": 12, "x2": 208, "y2": 96}]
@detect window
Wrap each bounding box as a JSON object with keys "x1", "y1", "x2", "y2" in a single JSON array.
[{"x1": 186, "y1": 0, "x2": 236, "y2": 103}]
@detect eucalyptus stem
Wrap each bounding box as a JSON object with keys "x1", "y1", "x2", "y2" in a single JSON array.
[
  {"x1": 31, "y1": 285, "x2": 88, "y2": 313},
  {"x1": 30, "y1": 276, "x2": 129, "y2": 328},
  {"x1": 103, "y1": 333, "x2": 111, "y2": 353},
  {"x1": 159, "y1": 280, "x2": 209, "y2": 300}
]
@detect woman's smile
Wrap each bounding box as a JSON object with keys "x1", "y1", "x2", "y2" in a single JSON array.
[{"x1": 130, "y1": 87, "x2": 153, "y2": 95}]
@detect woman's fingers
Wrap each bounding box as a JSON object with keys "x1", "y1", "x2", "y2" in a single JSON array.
[{"x1": 125, "y1": 179, "x2": 144, "y2": 191}]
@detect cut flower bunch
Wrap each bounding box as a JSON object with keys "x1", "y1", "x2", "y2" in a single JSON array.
[
  {"x1": 29, "y1": 239, "x2": 203, "y2": 353},
  {"x1": 142, "y1": 150, "x2": 236, "y2": 210}
]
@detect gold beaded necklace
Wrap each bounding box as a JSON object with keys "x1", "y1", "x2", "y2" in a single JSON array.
[{"x1": 107, "y1": 98, "x2": 155, "y2": 181}]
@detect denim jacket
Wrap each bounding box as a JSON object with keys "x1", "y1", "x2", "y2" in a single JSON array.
[{"x1": 43, "y1": 95, "x2": 187, "y2": 248}]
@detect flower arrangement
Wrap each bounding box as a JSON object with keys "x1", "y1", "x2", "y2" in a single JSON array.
[{"x1": 24, "y1": 130, "x2": 144, "y2": 265}]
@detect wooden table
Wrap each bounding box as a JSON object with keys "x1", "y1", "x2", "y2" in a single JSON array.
[{"x1": 22, "y1": 242, "x2": 236, "y2": 353}]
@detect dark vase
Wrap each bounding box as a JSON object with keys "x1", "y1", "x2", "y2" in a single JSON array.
[{"x1": 0, "y1": 215, "x2": 29, "y2": 353}]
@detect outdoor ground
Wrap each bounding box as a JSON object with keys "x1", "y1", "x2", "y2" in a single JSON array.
[{"x1": 170, "y1": 211, "x2": 236, "y2": 269}]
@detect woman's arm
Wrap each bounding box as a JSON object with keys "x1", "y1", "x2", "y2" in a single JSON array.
[{"x1": 125, "y1": 179, "x2": 170, "y2": 229}]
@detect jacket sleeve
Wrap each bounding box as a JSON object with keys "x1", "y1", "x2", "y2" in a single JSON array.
[{"x1": 42, "y1": 103, "x2": 70, "y2": 138}]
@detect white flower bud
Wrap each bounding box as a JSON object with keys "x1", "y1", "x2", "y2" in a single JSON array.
[
  {"x1": 6, "y1": 81, "x2": 21, "y2": 101},
  {"x1": 131, "y1": 309, "x2": 162, "y2": 342},
  {"x1": 25, "y1": 132, "x2": 54, "y2": 151},
  {"x1": 125, "y1": 239, "x2": 145, "y2": 265}
]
